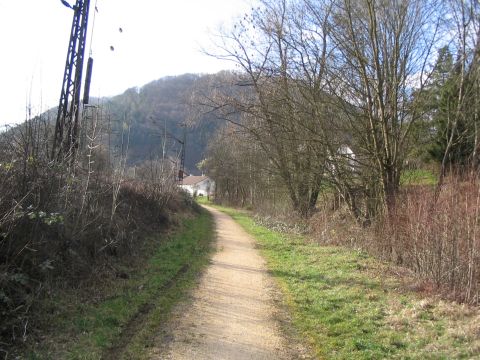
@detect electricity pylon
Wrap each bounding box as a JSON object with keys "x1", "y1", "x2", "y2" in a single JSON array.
[{"x1": 51, "y1": 0, "x2": 92, "y2": 161}]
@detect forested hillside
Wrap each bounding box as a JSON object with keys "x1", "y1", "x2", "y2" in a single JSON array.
[{"x1": 102, "y1": 73, "x2": 221, "y2": 174}]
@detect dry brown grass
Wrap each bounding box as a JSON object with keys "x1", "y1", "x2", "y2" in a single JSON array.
[{"x1": 385, "y1": 296, "x2": 480, "y2": 357}]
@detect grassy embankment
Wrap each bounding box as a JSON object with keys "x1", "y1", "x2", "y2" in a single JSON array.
[
  {"x1": 26, "y1": 209, "x2": 214, "y2": 360},
  {"x1": 210, "y1": 202, "x2": 480, "y2": 359}
]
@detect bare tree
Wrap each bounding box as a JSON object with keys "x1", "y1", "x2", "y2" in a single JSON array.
[
  {"x1": 325, "y1": 0, "x2": 441, "y2": 216},
  {"x1": 204, "y1": 0, "x2": 331, "y2": 217}
]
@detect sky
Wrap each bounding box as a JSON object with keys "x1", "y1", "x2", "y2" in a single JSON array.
[{"x1": 0, "y1": 0, "x2": 251, "y2": 126}]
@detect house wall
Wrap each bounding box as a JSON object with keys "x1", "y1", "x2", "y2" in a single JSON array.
[{"x1": 180, "y1": 179, "x2": 214, "y2": 196}]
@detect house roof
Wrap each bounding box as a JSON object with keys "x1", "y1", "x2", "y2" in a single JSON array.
[{"x1": 181, "y1": 175, "x2": 209, "y2": 186}]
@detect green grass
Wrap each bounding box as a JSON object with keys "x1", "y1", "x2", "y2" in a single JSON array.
[
  {"x1": 195, "y1": 195, "x2": 213, "y2": 205},
  {"x1": 27, "y1": 210, "x2": 214, "y2": 359},
  {"x1": 400, "y1": 168, "x2": 438, "y2": 186},
  {"x1": 215, "y1": 206, "x2": 480, "y2": 360}
]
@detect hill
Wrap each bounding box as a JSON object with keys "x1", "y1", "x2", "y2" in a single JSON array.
[{"x1": 101, "y1": 73, "x2": 223, "y2": 174}]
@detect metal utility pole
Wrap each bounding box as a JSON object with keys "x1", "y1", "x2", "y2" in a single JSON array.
[
  {"x1": 159, "y1": 129, "x2": 186, "y2": 183},
  {"x1": 178, "y1": 124, "x2": 186, "y2": 184},
  {"x1": 151, "y1": 117, "x2": 187, "y2": 184},
  {"x1": 160, "y1": 126, "x2": 186, "y2": 183},
  {"x1": 51, "y1": 0, "x2": 92, "y2": 161}
]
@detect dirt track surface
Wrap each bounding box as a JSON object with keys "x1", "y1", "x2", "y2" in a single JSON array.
[{"x1": 150, "y1": 206, "x2": 299, "y2": 359}]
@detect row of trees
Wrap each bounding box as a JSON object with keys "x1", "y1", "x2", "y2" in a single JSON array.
[{"x1": 200, "y1": 0, "x2": 480, "y2": 221}]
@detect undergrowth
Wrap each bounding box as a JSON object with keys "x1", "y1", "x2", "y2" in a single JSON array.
[{"x1": 0, "y1": 112, "x2": 188, "y2": 356}]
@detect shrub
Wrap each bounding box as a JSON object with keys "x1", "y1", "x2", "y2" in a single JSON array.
[
  {"x1": 0, "y1": 115, "x2": 189, "y2": 349},
  {"x1": 310, "y1": 175, "x2": 480, "y2": 304}
]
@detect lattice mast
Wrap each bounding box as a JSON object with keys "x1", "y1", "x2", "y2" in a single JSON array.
[{"x1": 51, "y1": 0, "x2": 91, "y2": 161}]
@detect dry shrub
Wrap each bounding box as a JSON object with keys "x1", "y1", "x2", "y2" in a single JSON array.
[
  {"x1": 311, "y1": 175, "x2": 480, "y2": 304},
  {"x1": 253, "y1": 214, "x2": 309, "y2": 235},
  {"x1": 0, "y1": 117, "x2": 193, "y2": 348},
  {"x1": 0, "y1": 171, "x2": 187, "y2": 346},
  {"x1": 383, "y1": 176, "x2": 480, "y2": 304},
  {"x1": 309, "y1": 197, "x2": 373, "y2": 249}
]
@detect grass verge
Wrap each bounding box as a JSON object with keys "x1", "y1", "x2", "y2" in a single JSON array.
[
  {"x1": 215, "y1": 205, "x2": 480, "y2": 360},
  {"x1": 25, "y1": 209, "x2": 214, "y2": 360},
  {"x1": 194, "y1": 195, "x2": 212, "y2": 205}
]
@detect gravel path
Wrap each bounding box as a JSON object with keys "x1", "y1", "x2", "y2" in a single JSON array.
[{"x1": 150, "y1": 206, "x2": 299, "y2": 359}]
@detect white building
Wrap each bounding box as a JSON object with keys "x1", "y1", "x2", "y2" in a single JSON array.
[{"x1": 180, "y1": 176, "x2": 214, "y2": 197}]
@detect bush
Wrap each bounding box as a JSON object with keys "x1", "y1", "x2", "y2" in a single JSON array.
[
  {"x1": 310, "y1": 175, "x2": 480, "y2": 304},
  {"x1": 0, "y1": 116, "x2": 190, "y2": 349},
  {"x1": 382, "y1": 176, "x2": 480, "y2": 303}
]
